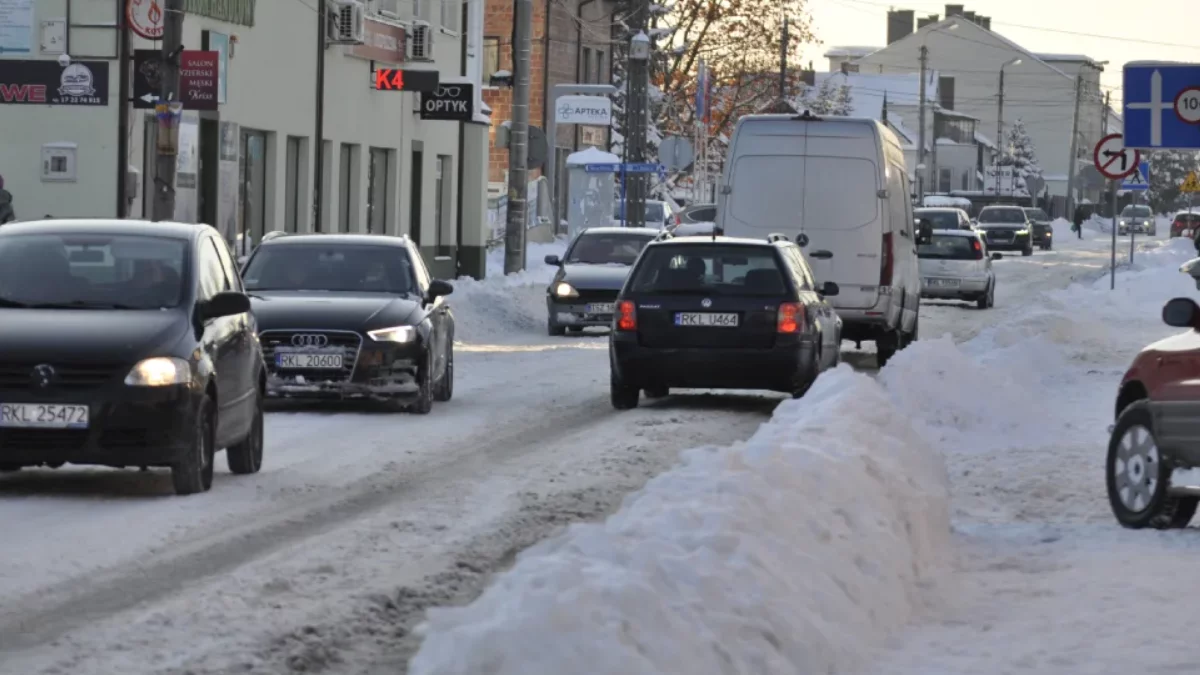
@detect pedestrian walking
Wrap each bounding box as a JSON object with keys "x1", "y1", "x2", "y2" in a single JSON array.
[
  {"x1": 0, "y1": 175, "x2": 15, "y2": 225},
  {"x1": 1072, "y1": 204, "x2": 1086, "y2": 239}
]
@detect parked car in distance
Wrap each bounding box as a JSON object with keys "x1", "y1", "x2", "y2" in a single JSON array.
[
  {"x1": 1118, "y1": 204, "x2": 1155, "y2": 236},
  {"x1": 975, "y1": 205, "x2": 1034, "y2": 256},
  {"x1": 612, "y1": 199, "x2": 679, "y2": 229},
  {"x1": 545, "y1": 227, "x2": 660, "y2": 335},
  {"x1": 240, "y1": 233, "x2": 455, "y2": 414},
  {"x1": 715, "y1": 113, "x2": 928, "y2": 366},
  {"x1": 1170, "y1": 210, "x2": 1200, "y2": 238},
  {"x1": 1106, "y1": 293, "x2": 1200, "y2": 529},
  {"x1": 917, "y1": 230, "x2": 1001, "y2": 309},
  {"x1": 1022, "y1": 207, "x2": 1054, "y2": 250},
  {"x1": 608, "y1": 233, "x2": 842, "y2": 408},
  {"x1": 679, "y1": 202, "x2": 717, "y2": 225},
  {"x1": 914, "y1": 207, "x2": 972, "y2": 231},
  {"x1": 0, "y1": 220, "x2": 264, "y2": 495}
]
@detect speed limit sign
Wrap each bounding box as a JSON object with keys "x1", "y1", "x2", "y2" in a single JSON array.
[{"x1": 1176, "y1": 87, "x2": 1200, "y2": 125}]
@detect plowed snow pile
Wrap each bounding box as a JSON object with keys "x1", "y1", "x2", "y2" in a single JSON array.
[{"x1": 407, "y1": 368, "x2": 951, "y2": 675}]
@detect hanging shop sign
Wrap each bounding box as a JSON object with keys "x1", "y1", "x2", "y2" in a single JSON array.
[
  {"x1": 420, "y1": 82, "x2": 473, "y2": 121},
  {"x1": 372, "y1": 68, "x2": 438, "y2": 92},
  {"x1": 348, "y1": 17, "x2": 406, "y2": 66},
  {"x1": 555, "y1": 95, "x2": 611, "y2": 125},
  {"x1": 133, "y1": 49, "x2": 218, "y2": 109},
  {"x1": 0, "y1": 59, "x2": 108, "y2": 105}
]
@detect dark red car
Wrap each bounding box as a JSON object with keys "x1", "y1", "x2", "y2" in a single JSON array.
[
  {"x1": 1107, "y1": 295, "x2": 1200, "y2": 528},
  {"x1": 1170, "y1": 211, "x2": 1200, "y2": 238}
]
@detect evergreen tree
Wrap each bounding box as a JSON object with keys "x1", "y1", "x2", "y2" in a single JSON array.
[
  {"x1": 1146, "y1": 149, "x2": 1200, "y2": 213},
  {"x1": 833, "y1": 82, "x2": 854, "y2": 116},
  {"x1": 1001, "y1": 118, "x2": 1042, "y2": 195}
]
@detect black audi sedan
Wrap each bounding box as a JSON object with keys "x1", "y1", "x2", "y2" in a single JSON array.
[
  {"x1": 544, "y1": 226, "x2": 661, "y2": 335},
  {"x1": 239, "y1": 234, "x2": 455, "y2": 414},
  {"x1": 0, "y1": 220, "x2": 264, "y2": 495}
]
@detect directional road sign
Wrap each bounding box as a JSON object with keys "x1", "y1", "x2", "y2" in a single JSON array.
[
  {"x1": 1121, "y1": 161, "x2": 1151, "y2": 191},
  {"x1": 1094, "y1": 134, "x2": 1141, "y2": 180},
  {"x1": 583, "y1": 162, "x2": 665, "y2": 174},
  {"x1": 1124, "y1": 63, "x2": 1200, "y2": 150}
]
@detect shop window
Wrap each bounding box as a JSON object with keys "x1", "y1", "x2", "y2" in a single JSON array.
[
  {"x1": 339, "y1": 143, "x2": 360, "y2": 232},
  {"x1": 483, "y1": 37, "x2": 500, "y2": 82},
  {"x1": 440, "y1": 0, "x2": 458, "y2": 32},
  {"x1": 368, "y1": 147, "x2": 393, "y2": 234},
  {"x1": 436, "y1": 155, "x2": 453, "y2": 252},
  {"x1": 240, "y1": 128, "x2": 268, "y2": 255},
  {"x1": 285, "y1": 136, "x2": 307, "y2": 232}
]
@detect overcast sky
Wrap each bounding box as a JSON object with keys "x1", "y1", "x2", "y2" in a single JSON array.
[{"x1": 798, "y1": 0, "x2": 1197, "y2": 108}]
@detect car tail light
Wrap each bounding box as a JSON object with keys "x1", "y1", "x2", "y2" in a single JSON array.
[
  {"x1": 777, "y1": 302, "x2": 806, "y2": 334},
  {"x1": 880, "y1": 233, "x2": 894, "y2": 286},
  {"x1": 616, "y1": 300, "x2": 637, "y2": 331},
  {"x1": 971, "y1": 237, "x2": 983, "y2": 260}
]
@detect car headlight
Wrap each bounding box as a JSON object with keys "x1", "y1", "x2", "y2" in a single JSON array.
[
  {"x1": 124, "y1": 356, "x2": 190, "y2": 386},
  {"x1": 1015, "y1": 229, "x2": 1029, "y2": 235},
  {"x1": 552, "y1": 282, "x2": 579, "y2": 298},
  {"x1": 367, "y1": 325, "x2": 417, "y2": 343},
  {"x1": 1119, "y1": 220, "x2": 1128, "y2": 226}
]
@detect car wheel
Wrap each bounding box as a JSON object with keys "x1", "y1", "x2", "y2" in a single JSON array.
[
  {"x1": 410, "y1": 349, "x2": 434, "y2": 414},
  {"x1": 547, "y1": 318, "x2": 566, "y2": 337},
  {"x1": 226, "y1": 389, "x2": 264, "y2": 475},
  {"x1": 433, "y1": 343, "x2": 454, "y2": 402},
  {"x1": 876, "y1": 330, "x2": 899, "y2": 368},
  {"x1": 1106, "y1": 403, "x2": 1198, "y2": 529},
  {"x1": 1022, "y1": 245, "x2": 1033, "y2": 256},
  {"x1": 610, "y1": 369, "x2": 639, "y2": 410},
  {"x1": 1150, "y1": 227, "x2": 1157, "y2": 237},
  {"x1": 172, "y1": 396, "x2": 215, "y2": 496},
  {"x1": 644, "y1": 384, "x2": 669, "y2": 399},
  {"x1": 0, "y1": 464, "x2": 21, "y2": 473},
  {"x1": 977, "y1": 282, "x2": 993, "y2": 310}
]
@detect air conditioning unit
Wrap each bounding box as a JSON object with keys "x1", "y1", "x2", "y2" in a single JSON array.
[
  {"x1": 407, "y1": 20, "x2": 434, "y2": 61},
  {"x1": 327, "y1": 0, "x2": 366, "y2": 45}
]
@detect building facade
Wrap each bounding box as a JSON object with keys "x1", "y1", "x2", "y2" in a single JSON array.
[{"x1": 0, "y1": 0, "x2": 491, "y2": 278}]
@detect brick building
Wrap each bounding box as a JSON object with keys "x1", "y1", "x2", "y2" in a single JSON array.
[{"x1": 483, "y1": 0, "x2": 620, "y2": 211}]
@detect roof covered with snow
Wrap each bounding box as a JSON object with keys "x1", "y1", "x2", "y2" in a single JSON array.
[
  {"x1": 566, "y1": 147, "x2": 620, "y2": 165},
  {"x1": 1034, "y1": 52, "x2": 1105, "y2": 68},
  {"x1": 823, "y1": 45, "x2": 881, "y2": 58}
]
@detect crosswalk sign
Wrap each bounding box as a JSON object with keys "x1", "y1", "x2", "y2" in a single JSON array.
[
  {"x1": 1121, "y1": 161, "x2": 1150, "y2": 190},
  {"x1": 1182, "y1": 172, "x2": 1200, "y2": 193}
]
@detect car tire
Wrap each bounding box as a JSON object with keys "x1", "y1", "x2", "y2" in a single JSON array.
[
  {"x1": 1022, "y1": 245, "x2": 1033, "y2": 256},
  {"x1": 1150, "y1": 227, "x2": 1157, "y2": 237},
  {"x1": 172, "y1": 396, "x2": 215, "y2": 496},
  {"x1": 1106, "y1": 403, "x2": 1198, "y2": 529},
  {"x1": 547, "y1": 318, "x2": 566, "y2": 337},
  {"x1": 610, "y1": 370, "x2": 639, "y2": 410},
  {"x1": 876, "y1": 330, "x2": 899, "y2": 368},
  {"x1": 226, "y1": 390, "x2": 264, "y2": 475},
  {"x1": 644, "y1": 384, "x2": 669, "y2": 399},
  {"x1": 433, "y1": 343, "x2": 454, "y2": 402},
  {"x1": 977, "y1": 282, "x2": 993, "y2": 310},
  {"x1": 410, "y1": 349, "x2": 435, "y2": 415}
]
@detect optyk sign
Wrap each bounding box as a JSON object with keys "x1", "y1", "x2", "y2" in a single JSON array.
[{"x1": 420, "y1": 82, "x2": 473, "y2": 122}]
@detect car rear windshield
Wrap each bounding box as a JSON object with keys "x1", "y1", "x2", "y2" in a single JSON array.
[
  {"x1": 1121, "y1": 205, "x2": 1152, "y2": 217},
  {"x1": 916, "y1": 210, "x2": 960, "y2": 230},
  {"x1": 565, "y1": 232, "x2": 655, "y2": 265},
  {"x1": 242, "y1": 244, "x2": 415, "y2": 294},
  {"x1": 918, "y1": 234, "x2": 978, "y2": 260},
  {"x1": 0, "y1": 233, "x2": 187, "y2": 309},
  {"x1": 614, "y1": 202, "x2": 665, "y2": 223},
  {"x1": 629, "y1": 244, "x2": 788, "y2": 296},
  {"x1": 1176, "y1": 213, "x2": 1200, "y2": 223},
  {"x1": 978, "y1": 208, "x2": 1025, "y2": 223},
  {"x1": 1024, "y1": 208, "x2": 1049, "y2": 221}
]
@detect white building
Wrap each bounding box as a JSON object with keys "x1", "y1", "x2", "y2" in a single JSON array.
[
  {"x1": 825, "y1": 5, "x2": 1112, "y2": 215},
  {"x1": 0, "y1": 0, "x2": 491, "y2": 278}
]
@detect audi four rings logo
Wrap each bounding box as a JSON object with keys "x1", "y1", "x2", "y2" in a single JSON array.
[{"x1": 291, "y1": 334, "x2": 329, "y2": 348}]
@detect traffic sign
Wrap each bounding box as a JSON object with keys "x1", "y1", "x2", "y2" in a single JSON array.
[
  {"x1": 1121, "y1": 161, "x2": 1151, "y2": 191},
  {"x1": 583, "y1": 162, "x2": 664, "y2": 174},
  {"x1": 584, "y1": 163, "x2": 620, "y2": 173},
  {"x1": 1123, "y1": 63, "x2": 1200, "y2": 150},
  {"x1": 1093, "y1": 134, "x2": 1141, "y2": 180},
  {"x1": 1182, "y1": 172, "x2": 1200, "y2": 193}
]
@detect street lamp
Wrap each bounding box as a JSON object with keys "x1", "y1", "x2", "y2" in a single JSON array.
[
  {"x1": 994, "y1": 57, "x2": 1022, "y2": 195},
  {"x1": 625, "y1": 30, "x2": 652, "y2": 227},
  {"x1": 630, "y1": 30, "x2": 650, "y2": 61},
  {"x1": 917, "y1": 21, "x2": 958, "y2": 200}
]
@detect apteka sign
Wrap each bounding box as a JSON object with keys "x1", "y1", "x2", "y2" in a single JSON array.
[
  {"x1": 420, "y1": 82, "x2": 473, "y2": 122},
  {"x1": 555, "y1": 95, "x2": 612, "y2": 125}
]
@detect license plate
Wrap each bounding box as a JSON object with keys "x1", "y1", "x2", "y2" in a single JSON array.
[
  {"x1": 586, "y1": 303, "x2": 614, "y2": 314},
  {"x1": 926, "y1": 278, "x2": 959, "y2": 287},
  {"x1": 675, "y1": 312, "x2": 739, "y2": 327},
  {"x1": 276, "y1": 352, "x2": 344, "y2": 369},
  {"x1": 0, "y1": 403, "x2": 89, "y2": 429}
]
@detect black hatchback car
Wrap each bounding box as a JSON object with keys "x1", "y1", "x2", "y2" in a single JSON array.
[
  {"x1": 609, "y1": 234, "x2": 842, "y2": 408},
  {"x1": 1022, "y1": 207, "x2": 1053, "y2": 250},
  {"x1": 0, "y1": 220, "x2": 264, "y2": 495},
  {"x1": 239, "y1": 234, "x2": 455, "y2": 414}
]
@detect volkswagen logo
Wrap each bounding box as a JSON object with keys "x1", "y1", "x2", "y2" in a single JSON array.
[
  {"x1": 700, "y1": 298, "x2": 712, "y2": 308},
  {"x1": 291, "y1": 334, "x2": 329, "y2": 348},
  {"x1": 31, "y1": 364, "x2": 55, "y2": 389}
]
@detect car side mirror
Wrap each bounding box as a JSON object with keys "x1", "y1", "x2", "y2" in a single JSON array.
[
  {"x1": 1164, "y1": 297, "x2": 1200, "y2": 329},
  {"x1": 201, "y1": 291, "x2": 251, "y2": 320},
  {"x1": 991, "y1": 252, "x2": 1003, "y2": 260},
  {"x1": 544, "y1": 254, "x2": 562, "y2": 266},
  {"x1": 820, "y1": 281, "x2": 839, "y2": 297},
  {"x1": 428, "y1": 279, "x2": 454, "y2": 300}
]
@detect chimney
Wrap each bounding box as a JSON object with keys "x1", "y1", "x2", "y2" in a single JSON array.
[
  {"x1": 886, "y1": 9, "x2": 914, "y2": 44},
  {"x1": 963, "y1": 10, "x2": 976, "y2": 22},
  {"x1": 945, "y1": 4, "x2": 964, "y2": 16},
  {"x1": 978, "y1": 15, "x2": 991, "y2": 29},
  {"x1": 916, "y1": 14, "x2": 939, "y2": 29}
]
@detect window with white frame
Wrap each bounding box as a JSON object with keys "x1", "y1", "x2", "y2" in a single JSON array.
[
  {"x1": 375, "y1": 0, "x2": 398, "y2": 16},
  {"x1": 440, "y1": 0, "x2": 458, "y2": 31}
]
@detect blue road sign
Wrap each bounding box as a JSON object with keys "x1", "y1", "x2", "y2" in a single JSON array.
[
  {"x1": 1124, "y1": 64, "x2": 1200, "y2": 150},
  {"x1": 623, "y1": 162, "x2": 664, "y2": 173},
  {"x1": 584, "y1": 162, "x2": 665, "y2": 174},
  {"x1": 584, "y1": 163, "x2": 621, "y2": 173},
  {"x1": 1121, "y1": 161, "x2": 1151, "y2": 190}
]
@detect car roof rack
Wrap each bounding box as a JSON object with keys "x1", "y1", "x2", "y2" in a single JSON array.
[{"x1": 766, "y1": 233, "x2": 791, "y2": 243}]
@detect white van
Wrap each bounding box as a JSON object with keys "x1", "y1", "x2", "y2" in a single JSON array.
[{"x1": 715, "y1": 113, "x2": 928, "y2": 366}]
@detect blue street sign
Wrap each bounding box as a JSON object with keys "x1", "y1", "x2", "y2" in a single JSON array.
[
  {"x1": 623, "y1": 162, "x2": 664, "y2": 173},
  {"x1": 583, "y1": 162, "x2": 665, "y2": 174},
  {"x1": 1122, "y1": 161, "x2": 1151, "y2": 190},
  {"x1": 584, "y1": 163, "x2": 621, "y2": 173},
  {"x1": 1123, "y1": 64, "x2": 1200, "y2": 150}
]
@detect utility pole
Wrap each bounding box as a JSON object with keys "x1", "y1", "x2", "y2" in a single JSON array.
[
  {"x1": 1065, "y1": 73, "x2": 1084, "y2": 219},
  {"x1": 779, "y1": 15, "x2": 788, "y2": 99},
  {"x1": 996, "y1": 68, "x2": 1006, "y2": 160},
  {"x1": 115, "y1": 6, "x2": 131, "y2": 218},
  {"x1": 624, "y1": 1, "x2": 651, "y2": 229},
  {"x1": 504, "y1": 0, "x2": 532, "y2": 274},
  {"x1": 312, "y1": 1, "x2": 327, "y2": 233},
  {"x1": 1102, "y1": 90, "x2": 1111, "y2": 135},
  {"x1": 916, "y1": 45, "x2": 928, "y2": 200},
  {"x1": 150, "y1": 0, "x2": 184, "y2": 222}
]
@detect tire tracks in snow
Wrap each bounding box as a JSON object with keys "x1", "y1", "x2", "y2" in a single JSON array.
[{"x1": 0, "y1": 390, "x2": 618, "y2": 654}]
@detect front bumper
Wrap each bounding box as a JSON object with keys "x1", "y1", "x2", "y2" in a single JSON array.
[
  {"x1": 610, "y1": 333, "x2": 815, "y2": 393},
  {"x1": 547, "y1": 294, "x2": 619, "y2": 328},
  {"x1": 980, "y1": 230, "x2": 1031, "y2": 251},
  {"x1": 920, "y1": 276, "x2": 990, "y2": 299},
  {"x1": 265, "y1": 338, "x2": 423, "y2": 400},
  {"x1": 1118, "y1": 221, "x2": 1152, "y2": 235},
  {"x1": 1032, "y1": 225, "x2": 1052, "y2": 244},
  {"x1": 0, "y1": 385, "x2": 198, "y2": 468}
]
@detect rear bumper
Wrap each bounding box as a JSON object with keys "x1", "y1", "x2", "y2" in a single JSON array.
[
  {"x1": 266, "y1": 341, "x2": 423, "y2": 400},
  {"x1": 921, "y1": 276, "x2": 989, "y2": 298},
  {"x1": 610, "y1": 333, "x2": 814, "y2": 393},
  {"x1": 0, "y1": 385, "x2": 198, "y2": 467}
]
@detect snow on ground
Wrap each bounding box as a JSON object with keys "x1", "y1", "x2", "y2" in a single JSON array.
[
  {"x1": 451, "y1": 239, "x2": 572, "y2": 344},
  {"x1": 408, "y1": 367, "x2": 952, "y2": 675}
]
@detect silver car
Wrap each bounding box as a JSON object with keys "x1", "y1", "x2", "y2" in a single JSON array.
[
  {"x1": 1118, "y1": 204, "x2": 1155, "y2": 236},
  {"x1": 917, "y1": 229, "x2": 1002, "y2": 309}
]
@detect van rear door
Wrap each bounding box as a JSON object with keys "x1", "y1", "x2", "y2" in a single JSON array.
[{"x1": 721, "y1": 121, "x2": 806, "y2": 240}]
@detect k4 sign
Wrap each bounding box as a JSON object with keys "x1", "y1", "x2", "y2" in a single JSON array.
[
  {"x1": 555, "y1": 95, "x2": 612, "y2": 125},
  {"x1": 420, "y1": 83, "x2": 474, "y2": 122}
]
